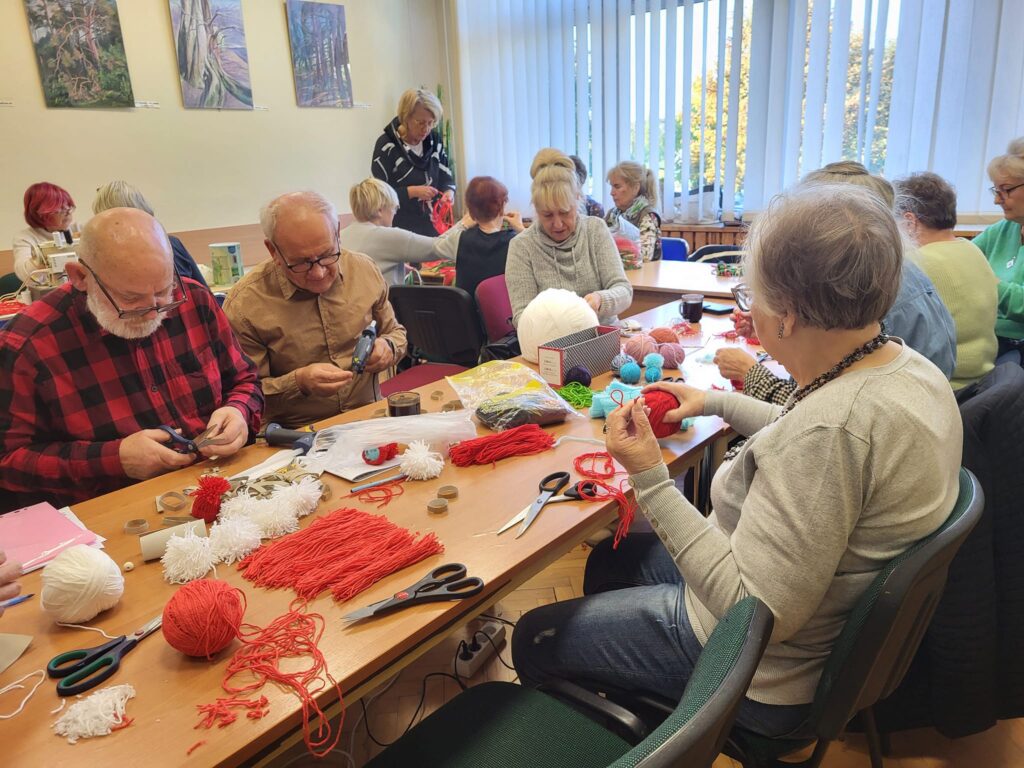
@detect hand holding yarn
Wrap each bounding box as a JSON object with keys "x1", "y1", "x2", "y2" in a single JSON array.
[
  {"x1": 642, "y1": 381, "x2": 706, "y2": 422},
  {"x1": 713, "y1": 347, "x2": 757, "y2": 380},
  {"x1": 604, "y1": 398, "x2": 663, "y2": 476}
]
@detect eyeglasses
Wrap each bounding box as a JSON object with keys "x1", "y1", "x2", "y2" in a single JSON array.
[
  {"x1": 409, "y1": 116, "x2": 437, "y2": 131},
  {"x1": 989, "y1": 182, "x2": 1024, "y2": 199},
  {"x1": 271, "y1": 239, "x2": 342, "y2": 273},
  {"x1": 79, "y1": 259, "x2": 187, "y2": 319},
  {"x1": 732, "y1": 283, "x2": 753, "y2": 312},
  {"x1": 47, "y1": 206, "x2": 75, "y2": 215}
]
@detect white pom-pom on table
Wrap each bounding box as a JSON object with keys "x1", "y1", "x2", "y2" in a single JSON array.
[
  {"x1": 400, "y1": 440, "x2": 445, "y2": 480},
  {"x1": 209, "y1": 516, "x2": 263, "y2": 565},
  {"x1": 517, "y1": 288, "x2": 599, "y2": 363},
  {"x1": 40, "y1": 546, "x2": 124, "y2": 624},
  {"x1": 161, "y1": 528, "x2": 215, "y2": 584}
]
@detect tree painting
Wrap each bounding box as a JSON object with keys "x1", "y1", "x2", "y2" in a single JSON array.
[
  {"x1": 169, "y1": 0, "x2": 253, "y2": 109},
  {"x1": 23, "y1": 0, "x2": 134, "y2": 108},
  {"x1": 285, "y1": 0, "x2": 353, "y2": 108}
]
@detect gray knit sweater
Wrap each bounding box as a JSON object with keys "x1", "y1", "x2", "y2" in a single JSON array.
[
  {"x1": 629, "y1": 343, "x2": 962, "y2": 705},
  {"x1": 505, "y1": 217, "x2": 633, "y2": 326}
]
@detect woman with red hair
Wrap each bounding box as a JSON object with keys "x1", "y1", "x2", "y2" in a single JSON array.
[{"x1": 12, "y1": 182, "x2": 77, "y2": 283}]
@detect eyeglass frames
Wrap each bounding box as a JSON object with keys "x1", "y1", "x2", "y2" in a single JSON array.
[
  {"x1": 271, "y1": 239, "x2": 342, "y2": 274},
  {"x1": 731, "y1": 283, "x2": 753, "y2": 312},
  {"x1": 79, "y1": 259, "x2": 187, "y2": 319},
  {"x1": 989, "y1": 182, "x2": 1024, "y2": 199}
]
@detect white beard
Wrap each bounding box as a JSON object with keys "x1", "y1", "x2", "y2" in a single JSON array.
[{"x1": 86, "y1": 288, "x2": 166, "y2": 339}]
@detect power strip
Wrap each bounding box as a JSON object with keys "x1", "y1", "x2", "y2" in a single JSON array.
[{"x1": 456, "y1": 620, "x2": 507, "y2": 680}]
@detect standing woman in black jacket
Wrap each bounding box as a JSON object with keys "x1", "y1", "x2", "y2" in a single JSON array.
[{"x1": 371, "y1": 89, "x2": 455, "y2": 237}]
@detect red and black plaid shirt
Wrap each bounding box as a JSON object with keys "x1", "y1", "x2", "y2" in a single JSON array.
[{"x1": 0, "y1": 280, "x2": 263, "y2": 508}]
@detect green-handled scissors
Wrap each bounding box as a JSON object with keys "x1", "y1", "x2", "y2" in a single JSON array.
[{"x1": 47, "y1": 616, "x2": 162, "y2": 696}]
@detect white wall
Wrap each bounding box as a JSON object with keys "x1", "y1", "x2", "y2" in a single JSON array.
[{"x1": 0, "y1": 0, "x2": 446, "y2": 244}]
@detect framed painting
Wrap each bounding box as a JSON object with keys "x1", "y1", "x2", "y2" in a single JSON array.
[
  {"x1": 169, "y1": 0, "x2": 253, "y2": 109},
  {"x1": 23, "y1": 0, "x2": 135, "y2": 108},
  {"x1": 285, "y1": 0, "x2": 353, "y2": 108}
]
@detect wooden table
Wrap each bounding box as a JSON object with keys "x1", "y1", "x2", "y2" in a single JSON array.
[
  {"x1": 624, "y1": 261, "x2": 741, "y2": 317},
  {"x1": 4, "y1": 348, "x2": 726, "y2": 766}
]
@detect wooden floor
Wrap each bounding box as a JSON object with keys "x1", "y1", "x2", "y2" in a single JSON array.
[{"x1": 317, "y1": 544, "x2": 1024, "y2": 767}]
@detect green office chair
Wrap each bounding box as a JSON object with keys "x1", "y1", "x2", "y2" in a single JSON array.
[
  {"x1": 725, "y1": 467, "x2": 984, "y2": 768},
  {"x1": 0, "y1": 272, "x2": 23, "y2": 296},
  {"x1": 365, "y1": 596, "x2": 774, "y2": 768}
]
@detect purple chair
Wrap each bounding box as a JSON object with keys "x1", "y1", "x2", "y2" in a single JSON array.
[{"x1": 475, "y1": 275, "x2": 515, "y2": 343}]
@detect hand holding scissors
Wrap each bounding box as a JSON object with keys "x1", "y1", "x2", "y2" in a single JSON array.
[
  {"x1": 47, "y1": 616, "x2": 162, "y2": 696},
  {"x1": 341, "y1": 563, "x2": 484, "y2": 623},
  {"x1": 156, "y1": 424, "x2": 231, "y2": 454}
]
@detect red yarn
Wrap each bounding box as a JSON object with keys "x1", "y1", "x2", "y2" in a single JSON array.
[
  {"x1": 644, "y1": 390, "x2": 683, "y2": 438},
  {"x1": 449, "y1": 423, "x2": 555, "y2": 467},
  {"x1": 194, "y1": 695, "x2": 268, "y2": 729},
  {"x1": 574, "y1": 451, "x2": 617, "y2": 480},
  {"x1": 163, "y1": 579, "x2": 246, "y2": 658},
  {"x1": 362, "y1": 443, "x2": 399, "y2": 466},
  {"x1": 577, "y1": 479, "x2": 638, "y2": 549},
  {"x1": 350, "y1": 475, "x2": 407, "y2": 508},
  {"x1": 238, "y1": 508, "x2": 445, "y2": 602},
  {"x1": 671, "y1": 321, "x2": 699, "y2": 336},
  {"x1": 431, "y1": 195, "x2": 454, "y2": 234},
  {"x1": 186, "y1": 740, "x2": 207, "y2": 755},
  {"x1": 190, "y1": 475, "x2": 232, "y2": 522}
]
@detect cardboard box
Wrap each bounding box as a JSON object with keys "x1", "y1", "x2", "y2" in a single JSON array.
[{"x1": 537, "y1": 325, "x2": 620, "y2": 386}]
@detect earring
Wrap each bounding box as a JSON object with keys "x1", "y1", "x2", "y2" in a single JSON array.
[{"x1": 777, "y1": 321, "x2": 785, "y2": 340}]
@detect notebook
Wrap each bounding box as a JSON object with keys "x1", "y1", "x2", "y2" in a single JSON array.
[{"x1": 0, "y1": 502, "x2": 99, "y2": 573}]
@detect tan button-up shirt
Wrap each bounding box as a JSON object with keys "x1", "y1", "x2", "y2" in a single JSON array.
[{"x1": 223, "y1": 250, "x2": 408, "y2": 428}]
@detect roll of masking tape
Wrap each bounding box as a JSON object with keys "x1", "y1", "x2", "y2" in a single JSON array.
[{"x1": 427, "y1": 498, "x2": 448, "y2": 515}]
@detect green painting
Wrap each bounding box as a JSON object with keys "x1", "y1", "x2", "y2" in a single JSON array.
[{"x1": 23, "y1": 0, "x2": 135, "y2": 108}]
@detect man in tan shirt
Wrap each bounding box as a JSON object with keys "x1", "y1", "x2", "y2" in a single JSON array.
[{"x1": 224, "y1": 191, "x2": 408, "y2": 428}]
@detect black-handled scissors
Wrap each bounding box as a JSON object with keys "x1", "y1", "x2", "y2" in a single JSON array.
[
  {"x1": 548, "y1": 480, "x2": 601, "y2": 503},
  {"x1": 156, "y1": 424, "x2": 229, "y2": 454},
  {"x1": 497, "y1": 471, "x2": 572, "y2": 538},
  {"x1": 341, "y1": 563, "x2": 485, "y2": 623},
  {"x1": 47, "y1": 616, "x2": 162, "y2": 696}
]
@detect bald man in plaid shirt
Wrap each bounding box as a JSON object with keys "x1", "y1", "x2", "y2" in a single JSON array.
[{"x1": 0, "y1": 208, "x2": 263, "y2": 511}]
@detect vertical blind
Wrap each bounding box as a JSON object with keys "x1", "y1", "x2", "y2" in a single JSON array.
[{"x1": 450, "y1": 0, "x2": 1024, "y2": 217}]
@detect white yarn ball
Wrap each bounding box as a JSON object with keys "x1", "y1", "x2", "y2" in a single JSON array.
[
  {"x1": 517, "y1": 288, "x2": 599, "y2": 363},
  {"x1": 40, "y1": 545, "x2": 124, "y2": 624}
]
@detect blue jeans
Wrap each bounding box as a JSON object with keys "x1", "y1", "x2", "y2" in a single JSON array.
[{"x1": 511, "y1": 533, "x2": 812, "y2": 739}]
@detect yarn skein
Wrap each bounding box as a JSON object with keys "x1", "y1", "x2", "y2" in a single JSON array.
[
  {"x1": 648, "y1": 327, "x2": 679, "y2": 344},
  {"x1": 619, "y1": 361, "x2": 642, "y2": 385},
  {"x1": 611, "y1": 353, "x2": 635, "y2": 374},
  {"x1": 643, "y1": 390, "x2": 684, "y2": 438},
  {"x1": 517, "y1": 288, "x2": 599, "y2": 363},
  {"x1": 623, "y1": 334, "x2": 658, "y2": 360},
  {"x1": 563, "y1": 366, "x2": 592, "y2": 387},
  {"x1": 658, "y1": 342, "x2": 686, "y2": 369},
  {"x1": 41, "y1": 545, "x2": 125, "y2": 624},
  {"x1": 163, "y1": 579, "x2": 246, "y2": 659}
]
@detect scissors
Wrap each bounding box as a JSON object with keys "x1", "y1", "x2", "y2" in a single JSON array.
[
  {"x1": 341, "y1": 563, "x2": 485, "y2": 623},
  {"x1": 497, "y1": 471, "x2": 572, "y2": 538},
  {"x1": 47, "y1": 616, "x2": 162, "y2": 696},
  {"x1": 157, "y1": 424, "x2": 231, "y2": 454}
]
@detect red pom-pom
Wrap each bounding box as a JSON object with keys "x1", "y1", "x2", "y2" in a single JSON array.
[
  {"x1": 190, "y1": 475, "x2": 232, "y2": 523},
  {"x1": 362, "y1": 443, "x2": 399, "y2": 466},
  {"x1": 163, "y1": 579, "x2": 245, "y2": 658},
  {"x1": 644, "y1": 390, "x2": 683, "y2": 438}
]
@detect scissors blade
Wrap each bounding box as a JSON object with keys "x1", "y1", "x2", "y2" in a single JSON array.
[
  {"x1": 133, "y1": 616, "x2": 163, "y2": 640},
  {"x1": 497, "y1": 505, "x2": 529, "y2": 535},
  {"x1": 515, "y1": 498, "x2": 547, "y2": 538},
  {"x1": 340, "y1": 603, "x2": 381, "y2": 622}
]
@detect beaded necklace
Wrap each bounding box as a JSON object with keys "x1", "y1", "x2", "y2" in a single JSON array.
[{"x1": 723, "y1": 331, "x2": 891, "y2": 461}]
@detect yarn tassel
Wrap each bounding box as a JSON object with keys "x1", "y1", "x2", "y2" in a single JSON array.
[
  {"x1": 190, "y1": 475, "x2": 232, "y2": 523},
  {"x1": 238, "y1": 508, "x2": 444, "y2": 602},
  {"x1": 449, "y1": 424, "x2": 555, "y2": 467},
  {"x1": 573, "y1": 451, "x2": 636, "y2": 549}
]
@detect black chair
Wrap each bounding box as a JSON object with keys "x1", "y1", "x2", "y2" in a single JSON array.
[
  {"x1": 725, "y1": 467, "x2": 985, "y2": 768},
  {"x1": 389, "y1": 285, "x2": 486, "y2": 369},
  {"x1": 689, "y1": 244, "x2": 742, "y2": 263},
  {"x1": 0, "y1": 272, "x2": 23, "y2": 296},
  {"x1": 365, "y1": 596, "x2": 773, "y2": 768}
]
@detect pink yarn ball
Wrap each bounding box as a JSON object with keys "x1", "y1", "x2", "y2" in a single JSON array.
[
  {"x1": 649, "y1": 327, "x2": 678, "y2": 344},
  {"x1": 658, "y1": 342, "x2": 686, "y2": 369},
  {"x1": 623, "y1": 334, "x2": 658, "y2": 360}
]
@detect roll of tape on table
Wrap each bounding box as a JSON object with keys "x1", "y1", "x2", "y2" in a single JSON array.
[
  {"x1": 123, "y1": 519, "x2": 150, "y2": 535},
  {"x1": 427, "y1": 498, "x2": 448, "y2": 515},
  {"x1": 387, "y1": 391, "x2": 422, "y2": 417},
  {"x1": 437, "y1": 485, "x2": 459, "y2": 500}
]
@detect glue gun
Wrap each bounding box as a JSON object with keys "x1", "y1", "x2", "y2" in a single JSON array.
[
  {"x1": 262, "y1": 423, "x2": 316, "y2": 454},
  {"x1": 351, "y1": 322, "x2": 377, "y2": 374}
]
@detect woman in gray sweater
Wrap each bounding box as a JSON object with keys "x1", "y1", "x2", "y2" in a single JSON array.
[
  {"x1": 511, "y1": 184, "x2": 962, "y2": 739},
  {"x1": 505, "y1": 148, "x2": 633, "y2": 326}
]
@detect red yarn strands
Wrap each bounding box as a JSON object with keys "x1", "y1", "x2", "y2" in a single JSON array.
[
  {"x1": 573, "y1": 451, "x2": 616, "y2": 480},
  {"x1": 573, "y1": 451, "x2": 636, "y2": 549},
  {"x1": 351, "y1": 475, "x2": 406, "y2": 508},
  {"x1": 238, "y1": 508, "x2": 444, "y2": 602},
  {"x1": 194, "y1": 695, "x2": 269, "y2": 729},
  {"x1": 190, "y1": 475, "x2": 232, "y2": 522},
  {"x1": 449, "y1": 424, "x2": 555, "y2": 467},
  {"x1": 431, "y1": 195, "x2": 454, "y2": 234}
]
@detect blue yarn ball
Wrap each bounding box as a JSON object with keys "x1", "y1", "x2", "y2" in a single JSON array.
[
  {"x1": 619, "y1": 361, "x2": 642, "y2": 384},
  {"x1": 644, "y1": 365, "x2": 663, "y2": 384},
  {"x1": 564, "y1": 366, "x2": 592, "y2": 387},
  {"x1": 642, "y1": 352, "x2": 665, "y2": 369},
  {"x1": 611, "y1": 353, "x2": 636, "y2": 373}
]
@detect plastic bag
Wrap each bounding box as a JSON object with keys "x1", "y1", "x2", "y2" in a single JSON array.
[
  {"x1": 301, "y1": 410, "x2": 477, "y2": 474},
  {"x1": 447, "y1": 360, "x2": 580, "y2": 431}
]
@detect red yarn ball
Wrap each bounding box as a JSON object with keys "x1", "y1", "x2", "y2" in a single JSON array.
[
  {"x1": 163, "y1": 579, "x2": 246, "y2": 659},
  {"x1": 644, "y1": 390, "x2": 683, "y2": 438},
  {"x1": 649, "y1": 327, "x2": 678, "y2": 344},
  {"x1": 189, "y1": 475, "x2": 232, "y2": 523}
]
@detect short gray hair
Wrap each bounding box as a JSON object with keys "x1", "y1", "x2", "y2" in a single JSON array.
[
  {"x1": 92, "y1": 180, "x2": 155, "y2": 216},
  {"x1": 260, "y1": 191, "x2": 338, "y2": 241},
  {"x1": 744, "y1": 184, "x2": 903, "y2": 330},
  {"x1": 987, "y1": 137, "x2": 1024, "y2": 183},
  {"x1": 349, "y1": 178, "x2": 399, "y2": 222}
]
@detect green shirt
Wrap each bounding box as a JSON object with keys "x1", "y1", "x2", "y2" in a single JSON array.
[
  {"x1": 972, "y1": 219, "x2": 1024, "y2": 339},
  {"x1": 911, "y1": 239, "x2": 998, "y2": 389}
]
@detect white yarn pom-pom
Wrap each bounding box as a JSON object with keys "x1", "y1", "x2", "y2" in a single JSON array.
[
  {"x1": 40, "y1": 546, "x2": 124, "y2": 624},
  {"x1": 270, "y1": 476, "x2": 322, "y2": 518},
  {"x1": 248, "y1": 501, "x2": 301, "y2": 539},
  {"x1": 517, "y1": 288, "x2": 599, "y2": 363},
  {"x1": 218, "y1": 478, "x2": 321, "y2": 539},
  {"x1": 400, "y1": 440, "x2": 445, "y2": 480},
  {"x1": 53, "y1": 684, "x2": 135, "y2": 744},
  {"x1": 208, "y1": 516, "x2": 262, "y2": 565},
  {"x1": 161, "y1": 529, "x2": 215, "y2": 584}
]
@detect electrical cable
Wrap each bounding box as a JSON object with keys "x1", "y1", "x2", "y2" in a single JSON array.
[
  {"x1": 361, "y1": 672, "x2": 465, "y2": 748},
  {"x1": 472, "y1": 630, "x2": 515, "y2": 671},
  {"x1": 478, "y1": 613, "x2": 516, "y2": 628}
]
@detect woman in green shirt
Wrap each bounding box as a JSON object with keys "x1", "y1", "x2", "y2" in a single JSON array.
[{"x1": 974, "y1": 138, "x2": 1024, "y2": 357}]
